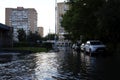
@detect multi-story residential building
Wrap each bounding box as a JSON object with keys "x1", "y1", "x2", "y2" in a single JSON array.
[
  {"x1": 37, "y1": 27, "x2": 44, "y2": 37},
  {"x1": 5, "y1": 7, "x2": 37, "y2": 41},
  {"x1": 57, "y1": 2, "x2": 69, "y2": 40}
]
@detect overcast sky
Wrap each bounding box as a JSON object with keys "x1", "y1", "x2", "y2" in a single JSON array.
[{"x1": 0, "y1": 0, "x2": 64, "y2": 36}]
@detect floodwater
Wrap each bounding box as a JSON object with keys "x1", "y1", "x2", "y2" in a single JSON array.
[{"x1": 0, "y1": 48, "x2": 120, "y2": 80}]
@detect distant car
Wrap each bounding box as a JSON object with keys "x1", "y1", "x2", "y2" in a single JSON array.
[
  {"x1": 72, "y1": 43, "x2": 80, "y2": 51},
  {"x1": 84, "y1": 40, "x2": 106, "y2": 54},
  {"x1": 80, "y1": 43, "x2": 85, "y2": 51},
  {"x1": 72, "y1": 43, "x2": 78, "y2": 50}
]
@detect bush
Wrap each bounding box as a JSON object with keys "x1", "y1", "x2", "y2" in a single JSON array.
[
  {"x1": 41, "y1": 42, "x2": 53, "y2": 50},
  {"x1": 13, "y1": 42, "x2": 42, "y2": 47}
]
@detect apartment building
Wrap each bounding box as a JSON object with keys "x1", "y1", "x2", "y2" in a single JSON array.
[
  {"x1": 38, "y1": 27, "x2": 44, "y2": 37},
  {"x1": 57, "y1": 2, "x2": 69, "y2": 40},
  {"x1": 5, "y1": 7, "x2": 37, "y2": 41}
]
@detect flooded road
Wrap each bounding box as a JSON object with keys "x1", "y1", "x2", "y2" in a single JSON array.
[{"x1": 0, "y1": 48, "x2": 120, "y2": 80}]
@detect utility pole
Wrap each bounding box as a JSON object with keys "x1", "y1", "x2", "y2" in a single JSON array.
[
  {"x1": 54, "y1": 0, "x2": 58, "y2": 51},
  {"x1": 55, "y1": 0, "x2": 57, "y2": 37}
]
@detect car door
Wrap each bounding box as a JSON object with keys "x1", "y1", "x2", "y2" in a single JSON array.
[{"x1": 87, "y1": 43, "x2": 90, "y2": 52}]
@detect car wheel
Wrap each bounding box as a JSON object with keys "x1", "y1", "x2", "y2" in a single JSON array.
[
  {"x1": 89, "y1": 49, "x2": 92, "y2": 54},
  {"x1": 84, "y1": 49, "x2": 86, "y2": 54}
]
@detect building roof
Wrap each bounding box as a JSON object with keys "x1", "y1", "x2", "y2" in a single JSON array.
[{"x1": 0, "y1": 23, "x2": 10, "y2": 31}]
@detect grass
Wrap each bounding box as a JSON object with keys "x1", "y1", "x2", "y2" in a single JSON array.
[{"x1": 1, "y1": 47, "x2": 49, "y2": 53}]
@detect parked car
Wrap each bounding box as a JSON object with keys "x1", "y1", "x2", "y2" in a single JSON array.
[
  {"x1": 72, "y1": 43, "x2": 81, "y2": 51},
  {"x1": 80, "y1": 43, "x2": 85, "y2": 51},
  {"x1": 84, "y1": 40, "x2": 106, "y2": 54},
  {"x1": 72, "y1": 43, "x2": 78, "y2": 50}
]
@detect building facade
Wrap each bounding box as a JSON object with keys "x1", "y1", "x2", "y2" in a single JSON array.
[
  {"x1": 0, "y1": 23, "x2": 12, "y2": 47},
  {"x1": 5, "y1": 7, "x2": 37, "y2": 41},
  {"x1": 57, "y1": 2, "x2": 69, "y2": 40},
  {"x1": 37, "y1": 27, "x2": 44, "y2": 37}
]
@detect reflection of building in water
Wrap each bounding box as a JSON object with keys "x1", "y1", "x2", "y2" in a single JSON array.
[{"x1": 5, "y1": 7, "x2": 37, "y2": 41}]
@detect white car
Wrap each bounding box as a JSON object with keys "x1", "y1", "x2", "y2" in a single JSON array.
[
  {"x1": 84, "y1": 40, "x2": 106, "y2": 54},
  {"x1": 72, "y1": 43, "x2": 78, "y2": 50},
  {"x1": 80, "y1": 43, "x2": 85, "y2": 51}
]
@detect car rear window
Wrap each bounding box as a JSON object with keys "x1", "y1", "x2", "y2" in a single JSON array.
[{"x1": 90, "y1": 41, "x2": 102, "y2": 45}]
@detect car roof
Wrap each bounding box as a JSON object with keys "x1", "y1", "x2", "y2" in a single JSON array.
[
  {"x1": 86, "y1": 40, "x2": 101, "y2": 43},
  {"x1": 89, "y1": 40, "x2": 100, "y2": 42}
]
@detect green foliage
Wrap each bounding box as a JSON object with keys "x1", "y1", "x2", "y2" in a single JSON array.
[
  {"x1": 44, "y1": 33, "x2": 58, "y2": 40},
  {"x1": 63, "y1": 34, "x2": 72, "y2": 40},
  {"x1": 42, "y1": 42, "x2": 53, "y2": 50},
  {"x1": 61, "y1": 0, "x2": 120, "y2": 44},
  {"x1": 27, "y1": 31, "x2": 42, "y2": 43},
  {"x1": 17, "y1": 28, "x2": 26, "y2": 42},
  {"x1": 16, "y1": 30, "x2": 43, "y2": 48},
  {"x1": 2, "y1": 47, "x2": 48, "y2": 53},
  {"x1": 13, "y1": 42, "x2": 42, "y2": 47},
  {"x1": 15, "y1": 47, "x2": 48, "y2": 53},
  {"x1": 97, "y1": 0, "x2": 120, "y2": 43},
  {"x1": 17, "y1": 29, "x2": 42, "y2": 43}
]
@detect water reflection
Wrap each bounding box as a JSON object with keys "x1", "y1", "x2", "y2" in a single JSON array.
[
  {"x1": 34, "y1": 52, "x2": 59, "y2": 80},
  {"x1": 0, "y1": 48, "x2": 120, "y2": 80},
  {"x1": 0, "y1": 53, "x2": 36, "y2": 80}
]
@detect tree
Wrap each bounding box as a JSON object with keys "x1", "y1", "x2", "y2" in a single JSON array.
[
  {"x1": 97, "y1": 0, "x2": 120, "y2": 43},
  {"x1": 17, "y1": 28, "x2": 26, "y2": 42},
  {"x1": 61, "y1": 0, "x2": 120, "y2": 44},
  {"x1": 27, "y1": 31, "x2": 42, "y2": 43},
  {"x1": 44, "y1": 33, "x2": 58, "y2": 40},
  {"x1": 61, "y1": 0, "x2": 105, "y2": 41}
]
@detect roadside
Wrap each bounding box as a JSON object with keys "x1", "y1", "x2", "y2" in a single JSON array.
[
  {"x1": 0, "y1": 47, "x2": 49, "y2": 54},
  {"x1": 0, "y1": 47, "x2": 51, "y2": 63}
]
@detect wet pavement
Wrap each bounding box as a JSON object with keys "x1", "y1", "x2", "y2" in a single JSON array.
[{"x1": 0, "y1": 48, "x2": 120, "y2": 80}]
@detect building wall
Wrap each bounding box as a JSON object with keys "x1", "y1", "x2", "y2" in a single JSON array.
[
  {"x1": 6, "y1": 8, "x2": 14, "y2": 27},
  {"x1": 38, "y1": 27, "x2": 43, "y2": 37},
  {"x1": 57, "y1": 2, "x2": 69, "y2": 40},
  {"x1": 28, "y1": 8, "x2": 38, "y2": 33},
  {"x1": 0, "y1": 23, "x2": 12, "y2": 47},
  {"x1": 5, "y1": 7, "x2": 37, "y2": 41}
]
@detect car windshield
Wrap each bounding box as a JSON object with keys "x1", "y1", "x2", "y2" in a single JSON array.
[{"x1": 90, "y1": 41, "x2": 103, "y2": 45}]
